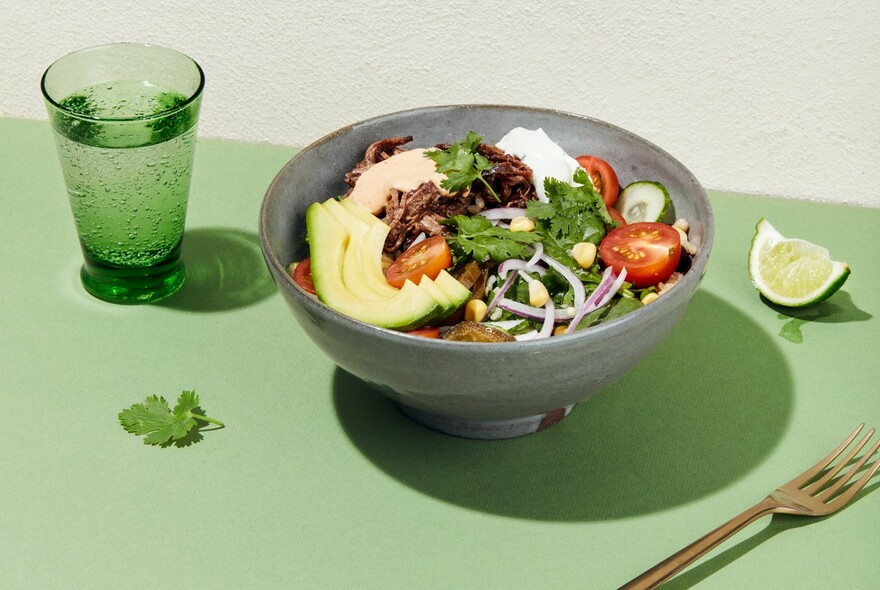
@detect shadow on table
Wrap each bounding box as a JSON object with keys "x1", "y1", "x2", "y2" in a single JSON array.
[
  {"x1": 765, "y1": 291, "x2": 873, "y2": 344},
  {"x1": 159, "y1": 227, "x2": 276, "y2": 312},
  {"x1": 333, "y1": 290, "x2": 795, "y2": 522},
  {"x1": 662, "y1": 478, "x2": 880, "y2": 589}
]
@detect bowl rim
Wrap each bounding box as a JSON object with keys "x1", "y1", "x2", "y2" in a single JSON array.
[{"x1": 259, "y1": 103, "x2": 715, "y2": 350}]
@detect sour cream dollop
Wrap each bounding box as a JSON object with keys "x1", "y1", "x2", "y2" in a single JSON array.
[{"x1": 495, "y1": 127, "x2": 584, "y2": 202}]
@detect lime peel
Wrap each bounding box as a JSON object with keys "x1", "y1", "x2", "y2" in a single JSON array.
[{"x1": 748, "y1": 218, "x2": 850, "y2": 307}]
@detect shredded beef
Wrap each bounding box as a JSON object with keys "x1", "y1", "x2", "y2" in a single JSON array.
[
  {"x1": 345, "y1": 136, "x2": 536, "y2": 255},
  {"x1": 383, "y1": 183, "x2": 479, "y2": 253},
  {"x1": 343, "y1": 136, "x2": 413, "y2": 188},
  {"x1": 432, "y1": 142, "x2": 536, "y2": 208},
  {"x1": 479, "y1": 143, "x2": 536, "y2": 208}
]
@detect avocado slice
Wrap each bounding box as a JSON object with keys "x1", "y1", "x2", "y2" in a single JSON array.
[
  {"x1": 306, "y1": 200, "x2": 440, "y2": 330},
  {"x1": 418, "y1": 275, "x2": 456, "y2": 317},
  {"x1": 418, "y1": 271, "x2": 473, "y2": 325},
  {"x1": 433, "y1": 270, "x2": 472, "y2": 307},
  {"x1": 323, "y1": 198, "x2": 399, "y2": 299},
  {"x1": 341, "y1": 197, "x2": 383, "y2": 226}
]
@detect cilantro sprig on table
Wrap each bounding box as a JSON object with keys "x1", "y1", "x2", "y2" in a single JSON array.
[
  {"x1": 119, "y1": 390, "x2": 224, "y2": 447},
  {"x1": 425, "y1": 131, "x2": 500, "y2": 201}
]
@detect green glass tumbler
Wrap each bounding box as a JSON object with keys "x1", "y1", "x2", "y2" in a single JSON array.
[{"x1": 41, "y1": 43, "x2": 204, "y2": 304}]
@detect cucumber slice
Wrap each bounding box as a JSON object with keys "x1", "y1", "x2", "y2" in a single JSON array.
[{"x1": 615, "y1": 181, "x2": 674, "y2": 224}]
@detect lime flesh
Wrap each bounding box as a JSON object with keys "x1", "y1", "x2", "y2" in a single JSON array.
[{"x1": 748, "y1": 219, "x2": 850, "y2": 307}]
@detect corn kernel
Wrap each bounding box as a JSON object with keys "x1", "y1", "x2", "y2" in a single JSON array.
[
  {"x1": 528, "y1": 280, "x2": 550, "y2": 307},
  {"x1": 673, "y1": 226, "x2": 698, "y2": 255},
  {"x1": 642, "y1": 292, "x2": 660, "y2": 304},
  {"x1": 571, "y1": 242, "x2": 598, "y2": 268},
  {"x1": 509, "y1": 216, "x2": 535, "y2": 232},
  {"x1": 553, "y1": 325, "x2": 568, "y2": 337},
  {"x1": 673, "y1": 226, "x2": 688, "y2": 243},
  {"x1": 465, "y1": 299, "x2": 488, "y2": 322}
]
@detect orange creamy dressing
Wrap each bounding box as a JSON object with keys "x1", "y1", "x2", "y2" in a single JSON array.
[{"x1": 347, "y1": 148, "x2": 450, "y2": 214}]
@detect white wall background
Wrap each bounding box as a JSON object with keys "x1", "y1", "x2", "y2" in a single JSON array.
[{"x1": 3, "y1": 1, "x2": 878, "y2": 206}]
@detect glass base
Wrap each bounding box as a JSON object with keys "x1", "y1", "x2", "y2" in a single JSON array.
[{"x1": 80, "y1": 259, "x2": 186, "y2": 304}]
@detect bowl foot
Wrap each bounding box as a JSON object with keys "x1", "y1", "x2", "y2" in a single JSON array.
[{"x1": 396, "y1": 404, "x2": 575, "y2": 440}]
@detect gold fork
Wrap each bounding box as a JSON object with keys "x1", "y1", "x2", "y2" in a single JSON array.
[{"x1": 620, "y1": 424, "x2": 880, "y2": 589}]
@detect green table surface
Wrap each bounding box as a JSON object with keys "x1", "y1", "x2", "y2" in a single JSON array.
[{"x1": 1, "y1": 117, "x2": 878, "y2": 589}]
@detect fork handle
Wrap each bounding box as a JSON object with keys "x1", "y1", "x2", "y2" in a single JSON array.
[{"x1": 619, "y1": 498, "x2": 779, "y2": 589}]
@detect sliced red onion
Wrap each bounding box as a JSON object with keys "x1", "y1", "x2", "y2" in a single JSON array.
[
  {"x1": 539, "y1": 253, "x2": 586, "y2": 310},
  {"x1": 600, "y1": 268, "x2": 629, "y2": 308},
  {"x1": 498, "y1": 258, "x2": 546, "y2": 279},
  {"x1": 480, "y1": 207, "x2": 527, "y2": 221},
  {"x1": 485, "y1": 270, "x2": 518, "y2": 316},
  {"x1": 411, "y1": 232, "x2": 426, "y2": 245},
  {"x1": 537, "y1": 297, "x2": 556, "y2": 339},
  {"x1": 564, "y1": 272, "x2": 611, "y2": 334},
  {"x1": 497, "y1": 298, "x2": 575, "y2": 321},
  {"x1": 525, "y1": 242, "x2": 544, "y2": 268},
  {"x1": 565, "y1": 267, "x2": 627, "y2": 334},
  {"x1": 515, "y1": 330, "x2": 540, "y2": 341}
]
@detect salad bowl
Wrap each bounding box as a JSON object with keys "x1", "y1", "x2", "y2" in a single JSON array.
[{"x1": 259, "y1": 105, "x2": 714, "y2": 439}]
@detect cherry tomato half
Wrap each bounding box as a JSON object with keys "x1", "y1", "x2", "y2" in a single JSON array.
[
  {"x1": 575, "y1": 155, "x2": 620, "y2": 207},
  {"x1": 599, "y1": 222, "x2": 681, "y2": 287},
  {"x1": 406, "y1": 326, "x2": 441, "y2": 338},
  {"x1": 385, "y1": 236, "x2": 453, "y2": 289},
  {"x1": 289, "y1": 257, "x2": 316, "y2": 295},
  {"x1": 607, "y1": 206, "x2": 626, "y2": 228}
]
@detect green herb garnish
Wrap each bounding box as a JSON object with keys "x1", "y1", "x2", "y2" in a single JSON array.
[
  {"x1": 521, "y1": 168, "x2": 618, "y2": 282},
  {"x1": 53, "y1": 94, "x2": 101, "y2": 144},
  {"x1": 528, "y1": 168, "x2": 615, "y2": 244},
  {"x1": 425, "y1": 131, "x2": 500, "y2": 201},
  {"x1": 572, "y1": 295, "x2": 643, "y2": 330},
  {"x1": 148, "y1": 91, "x2": 195, "y2": 143},
  {"x1": 442, "y1": 214, "x2": 541, "y2": 264},
  {"x1": 119, "y1": 390, "x2": 224, "y2": 446}
]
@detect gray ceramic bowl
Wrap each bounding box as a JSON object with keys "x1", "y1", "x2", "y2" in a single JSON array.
[{"x1": 259, "y1": 105, "x2": 714, "y2": 439}]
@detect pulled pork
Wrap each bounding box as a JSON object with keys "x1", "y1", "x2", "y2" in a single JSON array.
[{"x1": 344, "y1": 136, "x2": 536, "y2": 254}]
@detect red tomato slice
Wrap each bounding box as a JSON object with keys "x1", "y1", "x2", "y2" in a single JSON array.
[
  {"x1": 385, "y1": 236, "x2": 452, "y2": 289},
  {"x1": 575, "y1": 155, "x2": 620, "y2": 207},
  {"x1": 607, "y1": 206, "x2": 626, "y2": 228},
  {"x1": 406, "y1": 326, "x2": 441, "y2": 338},
  {"x1": 599, "y1": 222, "x2": 681, "y2": 287},
  {"x1": 289, "y1": 257, "x2": 316, "y2": 295}
]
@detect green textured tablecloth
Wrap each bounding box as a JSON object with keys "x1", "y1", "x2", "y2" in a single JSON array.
[{"x1": 1, "y1": 117, "x2": 878, "y2": 589}]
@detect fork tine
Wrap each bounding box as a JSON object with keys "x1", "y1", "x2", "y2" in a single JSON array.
[
  {"x1": 789, "y1": 423, "x2": 865, "y2": 488},
  {"x1": 806, "y1": 427, "x2": 876, "y2": 491},
  {"x1": 816, "y1": 437, "x2": 880, "y2": 504}
]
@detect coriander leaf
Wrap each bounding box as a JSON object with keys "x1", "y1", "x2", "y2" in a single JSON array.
[
  {"x1": 524, "y1": 200, "x2": 556, "y2": 220},
  {"x1": 442, "y1": 214, "x2": 541, "y2": 264},
  {"x1": 425, "y1": 131, "x2": 500, "y2": 201},
  {"x1": 573, "y1": 295, "x2": 643, "y2": 331},
  {"x1": 528, "y1": 172, "x2": 614, "y2": 278},
  {"x1": 572, "y1": 168, "x2": 616, "y2": 227},
  {"x1": 119, "y1": 390, "x2": 224, "y2": 446}
]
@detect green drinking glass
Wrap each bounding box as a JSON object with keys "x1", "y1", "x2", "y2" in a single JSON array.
[{"x1": 41, "y1": 43, "x2": 205, "y2": 303}]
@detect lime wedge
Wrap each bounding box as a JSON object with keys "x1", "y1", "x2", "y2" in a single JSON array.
[{"x1": 748, "y1": 218, "x2": 850, "y2": 307}]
